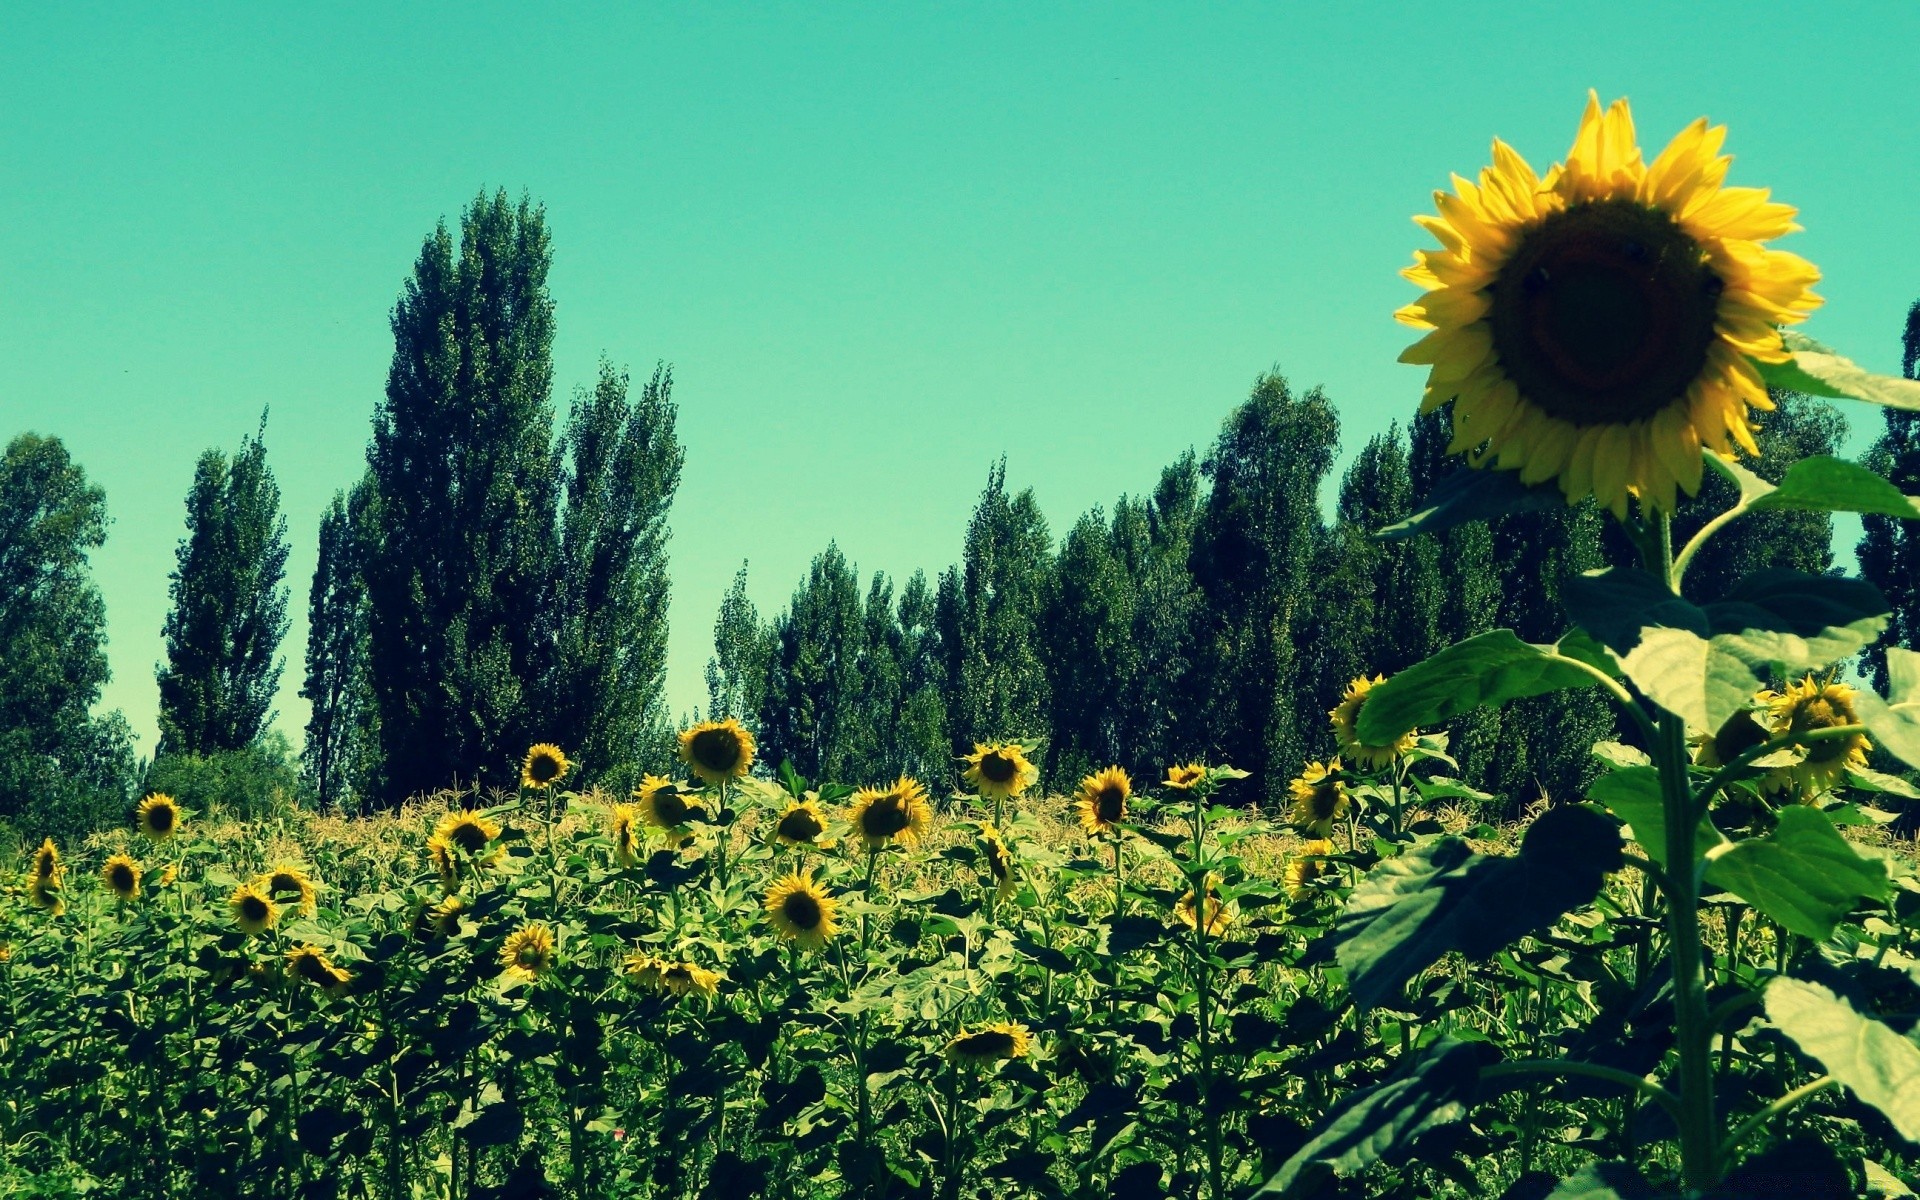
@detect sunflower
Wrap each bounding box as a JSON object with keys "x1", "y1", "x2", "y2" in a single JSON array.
[
  {"x1": 1692, "y1": 708, "x2": 1771, "y2": 769},
  {"x1": 661, "y1": 960, "x2": 722, "y2": 999},
  {"x1": 1760, "y1": 675, "x2": 1871, "y2": 795},
  {"x1": 623, "y1": 951, "x2": 666, "y2": 990},
  {"x1": 961, "y1": 742, "x2": 1039, "y2": 801},
  {"x1": 101, "y1": 854, "x2": 141, "y2": 902},
  {"x1": 764, "y1": 872, "x2": 840, "y2": 950},
  {"x1": 1330, "y1": 675, "x2": 1418, "y2": 770},
  {"x1": 848, "y1": 776, "x2": 934, "y2": 850},
  {"x1": 286, "y1": 945, "x2": 353, "y2": 996},
  {"x1": 27, "y1": 876, "x2": 63, "y2": 916},
  {"x1": 978, "y1": 824, "x2": 1017, "y2": 899},
  {"x1": 427, "y1": 837, "x2": 458, "y2": 888},
  {"x1": 432, "y1": 810, "x2": 502, "y2": 858},
  {"x1": 1398, "y1": 92, "x2": 1822, "y2": 517},
  {"x1": 31, "y1": 838, "x2": 59, "y2": 884},
  {"x1": 1288, "y1": 760, "x2": 1350, "y2": 836},
  {"x1": 521, "y1": 743, "x2": 570, "y2": 789},
  {"x1": 1285, "y1": 840, "x2": 1339, "y2": 901},
  {"x1": 772, "y1": 796, "x2": 831, "y2": 847},
  {"x1": 1163, "y1": 763, "x2": 1207, "y2": 791},
  {"x1": 1174, "y1": 873, "x2": 1234, "y2": 937},
  {"x1": 500, "y1": 922, "x2": 556, "y2": 982},
  {"x1": 1073, "y1": 767, "x2": 1132, "y2": 837},
  {"x1": 229, "y1": 883, "x2": 279, "y2": 935},
  {"x1": 257, "y1": 866, "x2": 317, "y2": 917},
  {"x1": 634, "y1": 775, "x2": 705, "y2": 831},
  {"x1": 677, "y1": 718, "x2": 756, "y2": 785},
  {"x1": 945, "y1": 1022, "x2": 1033, "y2": 1066},
  {"x1": 423, "y1": 894, "x2": 467, "y2": 938},
  {"x1": 157, "y1": 865, "x2": 178, "y2": 888},
  {"x1": 136, "y1": 793, "x2": 182, "y2": 841}
]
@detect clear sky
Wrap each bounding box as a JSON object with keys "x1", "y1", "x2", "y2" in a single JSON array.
[{"x1": 4, "y1": 2, "x2": 1917, "y2": 758}]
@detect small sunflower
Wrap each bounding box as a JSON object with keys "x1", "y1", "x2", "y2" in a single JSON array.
[
  {"x1": 1073, "y1": 767, "x2": 1132, "y2": 836},
  {"x1": 634, "y1": 775, "x2": 705, "y2": 831},
  {"x1": 1398, "y1": 92, "x2": 1822, "y2": 517},
  {"x1": 136, "y1": 793, "x2": 182, "y2": 842},
  {"x1": 978, "y1": 824, "x2": 1017, "y2": 899},
  {"x1": 1330, "y1": 675, "x2": 1418, "y2": 770},
  {"x1": 1692, "y1": 708, "x2": 1771, "y2": 769},
  {"x1": 31, "y1": 838, "x2": 60, "y2": 883},
  {"x1": 230, "y1": 883, "x2": 279, "y2": 935},
  {"x1": 661, "y1": 960, "x2": 722, "y2": 999},
  {"x1": 1174, "y1": 873, "x2": 1234, "y2": 937},
  {"x1": 1760, "y1": 675, "x2": 1871, "y2": 795},
  {"x1": 432, "y1": 810, "x2": 502, "y2": 858},
  {"x1": 1285, "y1": 839, "x2": 1339, "y2": 901},
  {"x1": 427, "y1": 836, "x2": 458, "y2": 888},
  {"x1": 157, "y1": 865, "x2": 178, "y2": 888},
  {"x1": 945, "y1": 1021, "x2": 1033, "y2": 1066},
  {"x1": 677, "y1": 718, "x2": 756, "y2": 785},
  {"x1": 609, "y1": 804, "x2": 642, "y2": 867},
  {"x1": 28, "y1": 876, "x2": 63, "y2": 916},
  {"x1": 101, "y1": 854, "x2": 141, "y2": 902},
  {"x1": 622, "y1": 951, "x2": 667, "y2": 991},
  {"x1": 1163, "y1": 763, "x2": 1207, "y2": 791},
  {"x1": 424, "y1": 894, "x2": 467, "y2": 938},
  {"x1": 961, "y1": 742, "x2": 1039, "y2": 801},
  {"x1": 848, "y1": 776, "x2": 934, "y2": 850},
  {"x1": 522, "y1": 743, "x2": 571, "y2": 789},
  {"x1": 500, "y1": 922, "x2": 556, "y2": 983},
  {"x1": 772, "y1": 796, "x2": 831, "y2": 847},
  {"x1": 764, "y1": 872, "x2": 840, "y2": 950},
  {"x1": 286, "y1": 945, "x2": 352, "y2": 996},
  {"x1": 1288, "y1": 760, "x2": 1350, "y2": 836},
  {"x1": 257, "y1": 866, "x2": 318, "y2": 917}
]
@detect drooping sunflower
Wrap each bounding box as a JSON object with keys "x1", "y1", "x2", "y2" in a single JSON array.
[
  {"x1": 634, "y1": 775, "x2": 705, "y2": 831},
  {"x1": 772, "y1": 796, "x2": 832, "y2": 848},
  {"x1": 31, "y1": 838, "x2": 60, "y2": 884},
  {"x1": 607, "y1": 803, "x2": 642, "y2": 868},
  {"x1": 427, "y1": 837, "x2": 458, "y2": 889},
  {"x1": 764, "y1": 872, "x2": 840, "y2": 950},
  {"x1": 622, "y1": 951, "x2": 667, "y2": 991},
  {"x1": 1073, "y1": 767, "x2": 1132, "y2": 837},
  {"x1": 1174, "y1": 873, "x2": 1234, "y2": 937},
  {"x1": 1285, "y1": 839, "x2": 1339, "y2": 902},
  {"x1": 136, "y1": 793, "x2": 182, "y2": 842},
  {"x1": 677, "y1": 718, "x2": 756, "y2": 785},
  {"x1": 1760, "y1": 675, "x2": 1871, "y2": 795},
  {"x1": 1288, "y1": 760, "x2": 1350, "y2": 836},
  {"x1": 961, "y1": 742, "x2": 1039, "y2": 801},
  {"x1": 1330, "y1": 675, "x2": 1418, "y2": 770},
  {"x1": 257, "y1": 866, "x2": 318, "y2": 917},
  {"x1": 1163, "y1": 763, "x2": 1207, "y2": 792},
  {"x1": 229, "y1": 883, "x2": 279, "y2": 935},
  {"x1": 945, "y1": 1021, "x2": 1033, "y2": 1066},
  {"x1": 415, "y1": 893, "x2": 468, "y2": 940},
  {"x1": 1692, "y1": 708, "x2": 1771, "y2": 769},
  {"x1": 500, "y1": 922, "x2": 556, "y2": 983},
  {"x1": 848, "y1": 776, "x2": 934, "y2": 850},
  {"x1": 521, "y1": 743, "x2": 571, "y2": 789},
  {"x1": 660, "y1": 960, "x2": 722, "y2": 999},
  {"x1": 286, "y1": 944, "x2": 353, "y2": 996},
  {"x1": 978, "y1": 824, "x2": 1017, "y2": 899},
  {"x1": 101, "y1": 854, "x2": 141, "y2": 902},
  {"x1": 1397, "y1": 92, "x2": 1822, "y2": 517}
]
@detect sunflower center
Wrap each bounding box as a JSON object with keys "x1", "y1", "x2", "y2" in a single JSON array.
[
  {"x1": 958, "y1": 1031, "x2": 1014, "y2": 1057},
  {"x1": 690, "y1": 728, "x2": 742, "y2": 773},
  {"x1": 1789, "y1": 693, "x2": 1858, "y2": 763},
  {"x1": 448, "y1": 822, "x2": 490, "y2": 854},
  {"x1": 530, "y1": 754, "x2": 562, "y2": 784},
  {"x1": 110, "y1": 865, "x2": 135, "y2": 893},
  {"x1": 240, "y1": 895, "x2": 270, "y2": 922},
  {"x1": 149, "y1": 806, "x2": 175, "y2": 833},
  {"x1": 777, "y1": 808, "x2": 824, "y2": 840},
  {"x1": 781, "y1": 891, "x2": 822, "y2": 930},
  {"x1": 655, "y1": 790, "x2": 691, "y2": 825},
  {"x1": 980, "y1": 753, "x2": 1017, "y2": 784},
  {"x1": 1310, "y1": 785, "x2": 1342, "y2": 822},
  {"x1": 862, "y1": 796, "x2": 910, "y2": 837},
  {"x1": 1096, "y1": 787, "x2": 1126, "y2": 823},
  {"x1": 1490, "y1": 199, "x2": 1720, "y2": 426}
]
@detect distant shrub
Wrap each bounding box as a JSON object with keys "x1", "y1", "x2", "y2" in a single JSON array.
[{"x1": 141, "y1": 732, "x2": 312, "y2": 823}]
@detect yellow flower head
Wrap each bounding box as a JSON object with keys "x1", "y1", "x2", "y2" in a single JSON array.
[
  {"x1": 961, "y1": 742, "x2": 1039, "y2": 801},
  {"x1": 1398, "y1": 92, "x2": 1821, "y2": 517},
  {"x1": 945, "y1": 1021, "x2": 1032, "y2": 1066},
  {"x1": 610, "y1": 803, "x2": 642, "y2": 867},
  {"x1": 1285, "y1": 839, "x2": 1340, "y2": 902},
  {"x1": 157, "y1": 865, "x2": 178, "y2": 888},
  {"x1": 432, "y1": 810, "x2": 502, "y2": 858},
  {"x1": 1760, "y1": 675, "x2": 1871, "y2": 796},
  {"x1": 136, "y1": 793, "x2": 182, "y2": 842},
  {"x1": 1288, "y1": 760, "x2": 1350, "y2": 837},
  {"x1": 772, "y1": 796, "x2": 831, "y2": 848},
  {"x1": 978, "y1": 823, "x2": 1017, "y2": 899},
  {"x1": 1174, "y1": 872, "x2": 1234, "y2": 937},
  {"x1": 31, "y1": 838, "x2": 60, "y2": 884},
  {"x1": 623, "y1": 951, "x2": 667, "y2": 991},
  {"x1": 500, "y1": 922, "x2": 556, "y2": 982},
  {"x1": 677, "y1": 718, "x2": 756, "y2": 785},
  {"x1": 848, "y1": 776, "x2": 934, "y2": 850},
  {"x1": 257, "y1": 866, "x2": 317, "y2": 917},
  {"x1": 521, "y1": 743, "x2": 571, "y2": 789},
  {"x1": 1330, "y1": 675, "x2": 1418, "y2": 770},
  {"x1": 1163, "y1": 763, "x2": 1207, "y2": 791},
  {"x1": 229, "y1": 883, "x2": 278, "y2": 935},
  {"x1": 101, "y1": 854, "x2": 142, "y2": 902},
  {"x1": 660, "y1": 960, "x2": 722, "y2": 999},
  {"x1": 417, "y1": 893, "x2": 467, "y2": 939},
  {"x1": 286, "y1": 944, "x2": 353, "y2": 996},
  {"x1": 634, "y1": 775, "x2": 705, "y2": 832},
  {"x1": 1073, "y1": 766, "x2": 1132, "y2": 836},
  {"x1": 764, "y1": 872, "x2": 840, "y2": 950},
  {"x1": 28, "y1": 875, "x2": 64, "y2": 916}
]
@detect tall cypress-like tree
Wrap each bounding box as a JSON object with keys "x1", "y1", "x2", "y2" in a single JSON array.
[
  {"x1": 550, "y1": 360, "x2": 684, "y2": 782},
  {"x1": 1121, "y1": 454, "x2": 1206, "y2": 778},
  {"x1": 1044, "y1": 507, "x2": 1136, "y2": 781},
  {"x1": 362, "y1": 190, "x2": 561, "y2": 804},
  {"x1": 1858, "y1": 301, "x2": 1920, "y2": 691},
  {"x1": 0, "y1": 434, "x2": 136, "y2": 836},
  {"x1": 893, "y1": 570, "x2": 951, "y2": 784},
  {"x1": 706, "y1": 563, "x2": 769, "y2": 724},
  {"x1": 759, "y1": 544, "x2": 868, "y2": 782},
  {"x1": 156, "y1": 419, "x2": 290, "y2": 757},
  {"x1": 301, "y1": 482, "x2": 377, "y2": 811}
]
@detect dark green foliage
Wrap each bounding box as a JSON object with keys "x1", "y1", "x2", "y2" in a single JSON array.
[
  {"x1": 705, "y1": 563, "x2": 769, "y2": 724},
  {"x1": 155, "y1": 418, "x2": 291, "y2": 757},
  {"x1": 300, "y1": 483, "x2": 377, "y2": 810},
  {"x1": 1043, "y1": 506, "x2": 1136, "y2": 782},
  {"x1": 1857, "y1": 300, "x2": 1920, "y2": 692},
  {"x1": 144, "y1": 733, "x2": 310, "y2": 823},
  {"x1": 758, "y1": 544, "x2": 871, "y2": 783},
  {"x1": 361, "y1": 190, "x2": 562, "y2": 805},
  {"x1": 892, "y1": 569, "x2": 952, "y2": 783},
  {"x1": 0, "y1": 434, "x2": 136, "y2": 840},
  {"x1": 1118, "y1": 454, "x2": 1207, "y2": 776}
]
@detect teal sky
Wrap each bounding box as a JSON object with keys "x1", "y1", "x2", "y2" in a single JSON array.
[{"x1": 4, "y1": 3, "x2": 1917, "y2": 758}]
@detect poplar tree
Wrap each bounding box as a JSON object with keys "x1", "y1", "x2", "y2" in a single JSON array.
[
  {"x1": 706, "y1": 563, "x2": 769, "y2": 724},
  {"x1": 1857, "y1": 301, "x2": 1920, "y2": 691},
  {"x1": 1044, "y1": 508, "x2": 1135, "y2": 781},
  {"x1": 759, "y1": 544, "x2": 868, "y2": 782},
  {"x1": 300, "y1": 484, "x2": 376, "y2": 810},
  {"x1": 893, "y1": 570, "x2": 951, "y2": 784}
]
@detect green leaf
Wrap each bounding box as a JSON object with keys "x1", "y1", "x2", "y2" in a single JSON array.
[
  {"x1": 1705, "y1": 570, "x2": 1890, "y2": 680},
  {"x1": 1586, "y1": 768, "x2": 1725, "y2": 870},
  {"x1": 1254, "y1": 1038, "x2": 1491, "y2": 1196},
  {"x1": 1847, "y1": 767, "x2": 1920, "y2": 801},
  {"x1": 1335, "y1": 807, "x2": 1621, "y2": 1010},
  {"x1": 1856, "y1": 648, "x2": 1920, "y2": 770},
  {"x1": 1705, "y1": 807, "x2": 1889, "y2": 940},
  {"x1": 1751, "y1": 456, "x2": 1920, "y2": 520},
  {"x1": 1543, "y1": 1161, "x2": 1657, "y2": 1199},
  {"x1": 1376, "y1": 466, "x2": 1564, "y2": 542},
  {"x1": 1766, "y1": 977, "x2": 1920, "y2": 1143},
  {"x1": 1353, "y1": 630, "x2": 1602, "y2": 746},
  {"x1": 1863, "y1": 1160, "x2": 1918, "y2": 1198},
  {"x1": 1756, "y1": 331, "x2": 1920, "y2": 412}
]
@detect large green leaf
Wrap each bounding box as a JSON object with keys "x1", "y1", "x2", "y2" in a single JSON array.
[
  {"x1": 1336, "y1": 807, "x2": 1621, "y2": 1010},
  {"x1": 1756, "y1": 331, "x2": 1920, "y2": 412},
  {"x1": 1543, "y1": 1161, "x2": 1657, "y2": 1199},
  {"x1": 1354, "y1": 630, "x2": 1601, "y2": 746},
  {"x1": 1705, "y1": 570, "x2": 1890, "y2": 679},
  {"x1": 1753, "y1": 457, "x2": 1920, "y2": 520},
  {"x1": 1376, "y1": 465, "x2": 1564, "y2": 542},
  {"x1": 1766, "y1": 977, "x2": 1920, "y2": 1143},
  {"x1": 1855, "y1": 647, "x2": 1920, "y2": 770},
  {"x1": 1254, "y1": 1038, "x2": 1491, "y2": 1196},
  {"x1": 1586, "y1": 768, "x2": 1726, "y2": 870},
  {"x1": 1704, "y1": 807, "x2": 1889, "y2": 941}
]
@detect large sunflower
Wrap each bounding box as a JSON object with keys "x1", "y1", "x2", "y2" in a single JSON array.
[
  {"x1": 1163, "y1": 763, "x2": 1207, "y2": 792},
  {"x1": 677, "y1": 718, "x2": 756, "y2": 785},
  {"x1": 521, "y1": 743, "x2": 571, "y2": 789},
  {"x1": 1073, "y1": 767, "x2": 1132, "y2": 837},
  {"x1": 764, "y1": 872, "x2": 840, "y2": 950},
  {"x1": 1760, "y1": 675, "x2": 1871, "y2": 795},
  {"x1": 1174, "y1": 873, "x2": 1234, "y2": 937},
  {"x1": 257, "y1": 866, "x2": 317, "y2": 917},
  {"x1": 1288, "y1": 760, "x2": 1350, "y2": 837},
  {"x1": 848, "y1": 776, "x2": 934, "y2": 850},
  {"x1": 500, "y1": 922, "x2": 556, "y2": 983},
  {"x1": 136, "y1": 793, "x2": 182, "y2": 842},
  {"x1": 287, "y1": 945, "x2": 353, "y2": 996},
  {"x1": 961, "y1": 742, "x2": 1039, "y2": 801},
  {"x1": 431, "y1": 810, "x2": 502, "y2": 874},
  {"x1": 229, "y1": 883, "x2": 279, "y2": 935},
  {"x1": 634, "y1": 775, "x2": 705, "y2": 831},
  {"x1": 102, "y1": 854, "x2": 141, "y2": 902},
  {"x1": 945, "y1": 1022, "x2": 1032, "y2": 1066},
  {"x1": 1398, "y1": 92, "x2": 1821, "y2": 517},
  {"x1": 772, "y1": 796, "x2": 831, "y2": 848},
  {"x1": 1330, "y1": 675, "x2": 1418, "y2": 770}
]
